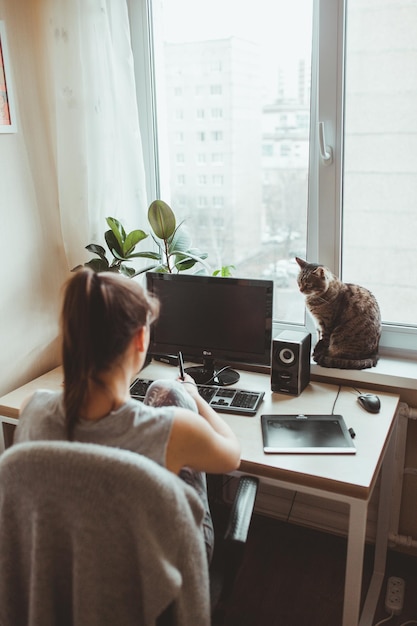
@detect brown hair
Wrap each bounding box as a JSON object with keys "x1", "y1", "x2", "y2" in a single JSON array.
[{"x1": 61, "y1": 268, "x2": 159, "y2": 439}]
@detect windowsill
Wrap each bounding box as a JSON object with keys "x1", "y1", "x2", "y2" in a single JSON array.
[
  {"x1": 311, "y1": 354, "x2": 417, "y2": 392},
  {"x1": 220, "y1": 353, "x2": 417, "y2": 393}
]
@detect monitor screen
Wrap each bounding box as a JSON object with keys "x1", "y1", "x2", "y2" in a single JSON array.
[{"x1": 146, "y1": 272, "x2": 273, "y2": 386}]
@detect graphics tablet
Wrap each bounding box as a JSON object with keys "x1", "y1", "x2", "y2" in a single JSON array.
[{"x1": 261, "y1": 414, "x2": 356, "y2": 454}]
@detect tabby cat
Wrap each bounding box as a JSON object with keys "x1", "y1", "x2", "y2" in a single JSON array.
[{"x1": 295, "y1": 257, "x2": 381, "y2": 370}]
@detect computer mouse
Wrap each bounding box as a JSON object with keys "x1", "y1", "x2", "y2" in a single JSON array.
[{"x1": 357, "y1": 393, "x2": 381, "y2": 414}]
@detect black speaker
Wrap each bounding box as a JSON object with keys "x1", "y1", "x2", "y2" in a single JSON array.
[{"x1": 271, "y1": 330, "x2": 311, "y2": 395}]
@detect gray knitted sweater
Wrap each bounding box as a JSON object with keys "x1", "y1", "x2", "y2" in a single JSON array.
[{"x1": 0, "y1": 440, "x2": 210, "y2": 626}]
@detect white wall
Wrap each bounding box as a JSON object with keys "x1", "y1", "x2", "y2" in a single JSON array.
[{"x1": 0, "y1": 0, "x2": 68, "y2": 396}]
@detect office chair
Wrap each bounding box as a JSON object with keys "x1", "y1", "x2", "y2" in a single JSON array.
[{"x1": 0, "y1": 441, "x2": 258, "y2": 626}]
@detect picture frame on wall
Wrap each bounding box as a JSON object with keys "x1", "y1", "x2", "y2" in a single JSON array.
[{"x1": 0, "y1": 21, "x2": 17, "y2": 133}]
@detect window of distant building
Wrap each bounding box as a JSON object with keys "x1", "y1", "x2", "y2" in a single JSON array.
[{"x1": 210, "y1": 84, "x2": 222, "y2": 95}]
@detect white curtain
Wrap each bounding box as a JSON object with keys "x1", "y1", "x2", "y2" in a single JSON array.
[{"x1": 42, "y1": 0, "x2": 147, "y2": 270}]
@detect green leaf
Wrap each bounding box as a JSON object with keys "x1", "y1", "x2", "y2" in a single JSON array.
[
  {"x1": 120, "y1": 264, "x2": 136, "y2": 277},
  {"x1": 187, "y1": 247, "x2": 208, "y2": 260},
  {"x1": 170, "y1": 249, "x2": 211, "y2": 272},
  {"x1": 175, "y1": 256, "x2": 197, "y2": 271},
  {"x1": 212, "y1": 265, "x2": 235, "y2": 277},
  {"x1": 106, "y1": 217, "x2": 126, "y2": 249},
  {"x1": 85, "y1": 243, "x2": 107, "y2": 261},
  {"x1": 123, "y1": 229, "x2": 148, "y2": 256},
  {"x1": 153, "y1": 265, "x2": 170, "y2": 273},
  {"x1": 105, "y1": 230, "x2": 123, "y2": 258},
  {"x1": 148, "y1": 200, "x2": 176, "y2": 240},
  {"x1": 131, "y1": 263, "x2": 159, "y2": 276},
  {"x1": 84, "y1": 258, "x2": 110, "y2": 272},
  {"x1": 167, "y1": 225, "x2": 192, "y2": 253},
  {"x1": 114, "y1": 250, "x2": 161, "y2": 261}
]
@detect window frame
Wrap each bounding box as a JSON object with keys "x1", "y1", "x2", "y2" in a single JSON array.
[{"x1": 128, "y1": 0, "x2": 417, "y2": 358}]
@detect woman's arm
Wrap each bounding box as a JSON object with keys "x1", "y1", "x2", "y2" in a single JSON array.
[
  {"x1": 165, "y1": 374, "x2": 241, "y2": 474},
  {"x1": 178, "y1": 376, "x2": 237, "y2": 440},
  {"x1": 166, "y1": 408, "x2": 241, "y2": 475}
]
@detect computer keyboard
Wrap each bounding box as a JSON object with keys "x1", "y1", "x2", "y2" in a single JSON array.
[{"x1": 130, "y1": 378, "x2": 264, "y2": 416}]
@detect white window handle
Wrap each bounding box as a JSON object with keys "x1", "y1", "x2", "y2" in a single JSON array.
[{"x1": 318, "y1": 121, "x2": 333, "y2": 165}]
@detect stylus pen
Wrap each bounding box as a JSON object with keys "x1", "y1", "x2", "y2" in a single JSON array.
[{"x1": 178, "y1": 351, "x2": 185, "y2": 380}]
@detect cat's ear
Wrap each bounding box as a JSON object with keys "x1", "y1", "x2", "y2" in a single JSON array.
[
  {"x1": 295, "y1": 257, "x2": 306, "y2": 269},
  {"x1": 313, "y1": 266, "x2": 325, "y2": 278}
]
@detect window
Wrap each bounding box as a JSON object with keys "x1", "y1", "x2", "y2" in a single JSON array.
[
  {"x1": 341, "y1": 0, "x2": 417, "y2": 352},
  {"x1": 210, "y1": 84, "x2": 222, "y2": 95},
  {"x1": 212, "y1": 153, "x2": 223, "y2": 164},
  {"x1": 211, "y1": 108, "x2": 223, "y2": 118},
  {"x1": 129, "y1": 0, "x2": 417, "y2": 355},
  {"x1": 197, "y1": 196, "x2": 208, "y2": 208}
]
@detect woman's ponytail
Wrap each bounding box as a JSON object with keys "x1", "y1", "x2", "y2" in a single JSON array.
[{"x1": 61, "y1": 268, "x2": 159, "y2": 439}]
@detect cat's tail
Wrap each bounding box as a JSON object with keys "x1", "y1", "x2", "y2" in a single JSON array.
[{"x1": 314, "y1": 354, "x2": 379, "y2": 370}]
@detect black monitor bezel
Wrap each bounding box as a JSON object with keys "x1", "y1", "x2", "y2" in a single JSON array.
[{"x1": 146, "y1": 272, "x2": 273, "y2": 370}]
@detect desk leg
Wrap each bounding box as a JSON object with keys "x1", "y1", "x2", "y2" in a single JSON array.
[
  {"x1": 343, "y1": 498, "x2": 368, "y2": 626},
  {"x1": 359, "y1": 426, "x2": 397, "y2": 626},
  {"x1": 0, "y1": 417, "x2": 18, "y2": 454}
]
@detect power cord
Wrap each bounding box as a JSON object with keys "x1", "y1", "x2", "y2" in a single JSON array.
[
  {"x1": 373, "y1": 614, "x2": 417, "y2": 626},
  {"x1": 331, "y1": 385, "x2": 341, "y2": 414},
  {"x1": 331, "y1": 385, "x2": 368, "y2": 415},
  {"x1": 202, "y1": 366, "x2": 232, "y2": 385},
  {"x1": 374, "y1": 615, "x2": 394, "y2": 626},
  {"x1": 286, "y1": 491, "x2": 297, "y2": 522}
]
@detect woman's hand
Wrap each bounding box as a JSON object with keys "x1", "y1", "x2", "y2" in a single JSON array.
[{"x1": 176, "y1": 372, "x2": 200, "y2": 400}]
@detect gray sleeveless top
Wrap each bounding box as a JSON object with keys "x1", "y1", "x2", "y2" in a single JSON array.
[{"x1": 14, "y1": 390, "x2": 175, "y2": 468}]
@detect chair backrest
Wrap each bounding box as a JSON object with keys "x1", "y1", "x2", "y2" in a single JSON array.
[{"x1": 0, "y1": 441, "x2": 210, "y2": 626}]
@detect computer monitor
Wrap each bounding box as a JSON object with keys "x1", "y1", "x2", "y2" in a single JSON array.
[{"x1": 146, "y1": 272, "x2": 273, "y2": 386}]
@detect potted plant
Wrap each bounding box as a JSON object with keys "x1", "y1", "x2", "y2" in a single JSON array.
[{"x1": 73, "y1": 200, "x2": 210, "y2": 277}]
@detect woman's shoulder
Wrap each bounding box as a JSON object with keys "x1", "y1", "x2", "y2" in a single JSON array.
[
  {"x1": 15, "y1": 389, "x2": 66, "y2": 444},
  {"x1": 20, "y1": 389, "x2": 63, "y2": 415}
]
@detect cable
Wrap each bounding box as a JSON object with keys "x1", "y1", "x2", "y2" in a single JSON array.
[
  {"x1": 286, "y1": 491, "x2": 297, "y2": 522},
  {"x1": 331, "y1": 385, "x2": 341, "y2": 414},
  {"x1": 373, "y1": 613, "x2": 417, "y2": 626},
  {"x1": 202, "y1": 365, "x2": 232, "y2": 385},
  {"x1": 373, "y1": 613, "x2": 394, "y2": 626}
]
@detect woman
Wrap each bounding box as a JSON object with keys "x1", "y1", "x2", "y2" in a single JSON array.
[{"x1": 14, "y1": 268, "x2": 241, "y2": 560}]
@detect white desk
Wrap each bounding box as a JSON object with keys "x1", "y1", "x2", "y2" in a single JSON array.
[{"x1": 0, "y1": 362, "x2": 400, "y2": 626}]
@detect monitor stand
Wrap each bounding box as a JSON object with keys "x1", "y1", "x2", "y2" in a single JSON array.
[{"x1": 185, "y1": 356, "x2": 240, "y2": 386}]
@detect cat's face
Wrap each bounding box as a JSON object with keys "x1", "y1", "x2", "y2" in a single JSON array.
[{"x1": 295, "y1": 257, "x2": 332, "y2": 295}]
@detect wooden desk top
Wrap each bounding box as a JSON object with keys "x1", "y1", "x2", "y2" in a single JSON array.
[
  {"x1": 0, "y1": 367, "x2": 64, "y2": 419},
  {"x1": 0, "y1": 362, "x2": 399, "y2": 501}
]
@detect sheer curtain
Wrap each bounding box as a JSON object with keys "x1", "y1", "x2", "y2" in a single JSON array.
[{"x1": 43, "y1": 0, "x2": 147, "y2": 269}]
